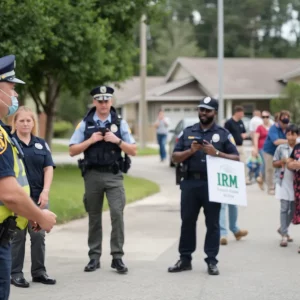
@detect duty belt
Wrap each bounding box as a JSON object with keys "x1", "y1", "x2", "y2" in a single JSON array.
[
  {"x1": 187, "y1": 172, "x2": 208, "y2": 180},
  {"x1": 0, "y1": 216, "x2": 18, "y2": 246},
  {"x1": 88, "y1": 163, "x2": 119, "y2": 174}
]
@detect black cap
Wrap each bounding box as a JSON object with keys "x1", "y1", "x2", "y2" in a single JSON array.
[
  {"x1": 90, "y1": 85, "x2": 114, "y2": 100},
  {"x1": 198, "y1": 97, "x2": 218, "y2": 111},
  {"x1": 0, "y1": 54, "x2": 25, "y2": 84}
]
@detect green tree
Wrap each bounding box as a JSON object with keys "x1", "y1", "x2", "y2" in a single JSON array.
[
  {"x1": 271, "y1": 82, "x2": 300, "y2": 124},
  {"x1": 147, "y1": 20, "x2": 205, "y2": 75},
  {"x1": 0, "y1": 0, "x2": 162, "y2": 146}
]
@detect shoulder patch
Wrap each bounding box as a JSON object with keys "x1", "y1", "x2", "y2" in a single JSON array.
[
  {"x1": 228, "y1": 134, "x2": 236, "y2": 145},
  {"x1": 0, "y1": 128, "x2": 7, "y2": 155}
]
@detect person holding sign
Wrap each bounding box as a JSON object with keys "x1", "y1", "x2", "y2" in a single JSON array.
[{"x1": 168, "y1": 97, "x2": 239, "y2": 276}]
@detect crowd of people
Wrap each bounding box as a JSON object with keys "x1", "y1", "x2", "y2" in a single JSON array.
[{"x1": 225, "y1": 108, "x2": 300, "y2": 251}]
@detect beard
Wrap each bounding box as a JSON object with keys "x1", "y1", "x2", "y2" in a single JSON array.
[{"x1": 199, "y1": 115, "x2": 214, "y2": 125}]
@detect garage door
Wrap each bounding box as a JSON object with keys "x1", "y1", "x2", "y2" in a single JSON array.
[{"x1": 162, "y1": 104, "x2": 197, "y2": 130}]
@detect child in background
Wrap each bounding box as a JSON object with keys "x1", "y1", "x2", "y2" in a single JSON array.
[
  {"x1": 273, "y1": 124, "x2": 299, "y2": 247},
  {"x1": 287, "y1": 127, "x2": 300, "y2": 253},
  {"x1": 247, "y1": 150, "x2": 262, "y2": 183}
]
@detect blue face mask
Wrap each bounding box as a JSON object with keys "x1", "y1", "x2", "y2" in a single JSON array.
[{"x1": 0, "y1": 89, "x2": 19, "y2": 116}]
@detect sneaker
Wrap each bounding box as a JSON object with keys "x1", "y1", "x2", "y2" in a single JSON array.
[
  {"x1": 234, "y1": 230, "x2": 248, "y2": 241},
  {"x1": 220, "y1": 237, "x2": 228, "y2": 245},
  {"x1": 280, "y1": 236, "x2": 288, "y2": 247}
]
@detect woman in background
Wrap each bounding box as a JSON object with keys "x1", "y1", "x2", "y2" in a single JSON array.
[
  {"x1": 10, "y1": 106, "x2": 56, "y2": 288},
  {"x1": 154, "y1": 110, "x2": 169, "y2": 162}
]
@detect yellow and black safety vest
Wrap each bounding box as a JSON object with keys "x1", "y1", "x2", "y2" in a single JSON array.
[{"x1": 0, "y1": 125, "x2": 29, "y2": 229}]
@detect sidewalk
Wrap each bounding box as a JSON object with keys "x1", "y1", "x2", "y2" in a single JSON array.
[{"x1": 11, "y1": 156, "x2": 298, "y2": 300}]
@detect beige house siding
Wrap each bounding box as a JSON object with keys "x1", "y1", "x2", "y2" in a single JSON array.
[{"x1": 170, "y1": 66, "x2": 192, "y2": 82}]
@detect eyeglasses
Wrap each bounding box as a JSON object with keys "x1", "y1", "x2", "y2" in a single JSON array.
[
  {"x1": 96, "y1": 100, "x2": 109, "y2": 104},
  {"x1": 199, "y1": 107, "x2": 214, "y2": 113},
  {"x1": 262, "y1": 116, "x2": 269, "y2": 119}
]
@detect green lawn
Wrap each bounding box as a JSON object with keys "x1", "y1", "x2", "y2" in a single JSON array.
[
  {"x1": 51, "y1": 143, "x2": 158, "y2": 156},
  {"x1": 49, "y1": 165, "x2": 160, "y2": 223}
]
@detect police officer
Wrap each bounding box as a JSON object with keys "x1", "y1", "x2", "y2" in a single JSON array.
[
  {"x1": 168, "y1": 97, "x2": 239, "y2": 275},
  {"x1": 10, "y1": 106, "x2": 56, "y2": 288},
  {"x1": 0, "y1": 55, "x2": 56, "y2": 300},
  {"x1": 69, "y1": 85, "x2": 136, "y2": 274}
]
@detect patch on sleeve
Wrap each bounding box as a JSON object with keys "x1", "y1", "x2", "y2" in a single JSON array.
[
  {"x1": 0, "y1": 129, "x2": 7, "y2": 155},
  {"x1": 228, "y1": 134, "x2": 236, "y2": 145},
  {"x1": 45, "y1": 142, "x2": 51, "y2": 152}
]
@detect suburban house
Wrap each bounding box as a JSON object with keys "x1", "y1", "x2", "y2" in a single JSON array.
[{"x1": 113, "y1": 57, "x2": 300, "y2": 143}]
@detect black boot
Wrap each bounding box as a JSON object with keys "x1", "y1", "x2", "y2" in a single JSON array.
[
  {"x1": 207, "y1": 264, "x2": 219, "y2": 275},
  {"x1": 84, "y1": 259, "x2": 100, "y2": 272},
  {"x1": 168, "y1": 260, "x2": 192, "y2": 273},
  {"x1": 111, "y1": 258, "x2": 128, "y2": 274}
]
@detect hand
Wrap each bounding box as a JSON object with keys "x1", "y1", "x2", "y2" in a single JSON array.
[
  {"x1": 29, "y1": 220, "x2": 41, "y2": 232},
  {"x1": 38, "y1": 209, "x2": 57, "y2": 233},
  {"x1": 104, "y1": 131, "x2": 120, "y2": 144},
  {"x1": 89, "y1": 132, "x2": 104, "y2": 144},
  {"x1": 38, "y1": 190, "x2": 49, "y2": 209},
  {"x1": 281, "y1": 157, "x2": 287, "y2": 165},
  {"x1": 241, "y1": 133, "x2": 247, "y2": 140},
  {"x1": 252, "y1": 148, "x2": 258, "y2": 156},
  {"x1": 202, "y1": 140, "x2": 218, "y2": 156},
  {"x1": 190, "y1": 141, "x2": 204, "y2": 154}
]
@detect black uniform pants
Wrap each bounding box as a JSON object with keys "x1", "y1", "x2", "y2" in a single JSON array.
[{"x1": 179, "y1": 180, "x2": 221, "y2": 265}]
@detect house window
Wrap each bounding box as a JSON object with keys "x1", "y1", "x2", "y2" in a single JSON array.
[
  {"x1": 173, "y1": 108, "x2": 181, "y2": 112},
  {"x1": 184, "y1": 108, "x2": 191, "y2": 112},
  {"x1": 164, "y1": 108, "x2": 171, "y2": 112}
]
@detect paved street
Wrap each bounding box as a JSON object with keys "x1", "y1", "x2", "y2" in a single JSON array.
[{"x1": 11, "y1": 153, "x2": 299, "y2": 300}]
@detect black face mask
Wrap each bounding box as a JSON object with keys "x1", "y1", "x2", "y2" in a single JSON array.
[
  {"x1": 281, "y1": 118, "x2": 289, "y2": 124},
  {"x1": 199, "y1": 114, "x2": 214, "y2": 125}
]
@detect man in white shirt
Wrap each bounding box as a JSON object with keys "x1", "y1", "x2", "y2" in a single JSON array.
[{"x1": 249, "y1": 110, "x2": 263, "y2": 142}]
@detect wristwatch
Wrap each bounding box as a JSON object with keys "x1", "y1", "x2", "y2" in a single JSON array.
[
  {"x1": 117, "y1": 139, "x2": 122, "y2": 146},
  {"x1": 215, "y1": 150, "x2": 220, "y2": 156}
]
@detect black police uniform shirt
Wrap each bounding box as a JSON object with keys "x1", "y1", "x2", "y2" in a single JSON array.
[
  {"x1": 224, "y1": 118, "x2": 246, "y2": 146},
  {"x1": 13, "y1": 133, "x2": 55, "y2": 202},
  {"x1": 173, "y1": 122, "x2": 239, "y2": 175},
  {"x1": 0, "y1": 121, "x2": 17, "y2": 179}
]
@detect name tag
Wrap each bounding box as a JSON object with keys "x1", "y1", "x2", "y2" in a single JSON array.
[{"x1": 88, "y1": 126, "x2": 95, "y2": 129}]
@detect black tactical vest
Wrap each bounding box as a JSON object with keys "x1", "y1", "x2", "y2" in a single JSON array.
[{"x1": 83, "y1": 107, "x2": 122, "y2": 167}]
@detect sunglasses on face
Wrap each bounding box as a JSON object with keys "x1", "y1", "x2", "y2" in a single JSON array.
[
  {"x1": 199, "y1": 107, "x2": 214, "y2": 113},
  {"x1": 262, "y1": 116, "x2": 269, "y2": 119},
  {"x1": 94, "y1": 95, "x2": 112, "y2": 101}
]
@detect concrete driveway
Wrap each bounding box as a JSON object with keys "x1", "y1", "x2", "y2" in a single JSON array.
[{"x1": 11, "y1": 155, "x2": 299, "y2": 300}]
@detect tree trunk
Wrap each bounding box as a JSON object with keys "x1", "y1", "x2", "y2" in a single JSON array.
[{"x1": 44, "y1": 76, "x2": 60, "y2": 149}]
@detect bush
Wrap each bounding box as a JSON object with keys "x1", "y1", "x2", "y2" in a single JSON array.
[{"x1": 53, "y1": 121, "x2": 73, "y2": 138}]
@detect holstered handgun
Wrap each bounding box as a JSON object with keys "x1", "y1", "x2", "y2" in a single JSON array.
[
  {"x1": 77, "y1": 159, "x2": 86, "y2": 177},
  {"x1": 176, "y1": 163, "x2": 187, "y2": 185},
  {"x1": 0, "y1": 216, "x2": 17, "y2": 246},
  {"x1": 118, "y1": 154, "x2": 131, "y2": 174}
]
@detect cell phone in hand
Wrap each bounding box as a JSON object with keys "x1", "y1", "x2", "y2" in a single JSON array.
[
  {"x1": 98, "y1": 127, "x2": 107, "y2": 135},
  {"x1": 193, "y1": 137, "x2": 204, "y2": 144}
]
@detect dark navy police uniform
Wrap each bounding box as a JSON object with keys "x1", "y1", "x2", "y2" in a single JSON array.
[
  {"x1": 10, "y1": 134, "x2": 56, "y2": 283},
  {"x1": 173, "y1": 103, "x2": 238, "y2": 267}
]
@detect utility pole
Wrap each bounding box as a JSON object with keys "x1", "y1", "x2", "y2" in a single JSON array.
[
  {"x1": 217, "y1": 0, "x2": 224, "y2": 125},
  {"x1": 139, "y1": 14, "x2": 147, "y2": 149}
]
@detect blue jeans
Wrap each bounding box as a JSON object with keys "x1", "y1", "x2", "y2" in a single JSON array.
[
  {"x1": 157, "y1": 134, "x2": 167, "y2": 161},
  {"x1": 248, "y1": 166, "x2": 260, "y2": 180},
  {"x1": 0, "y1": 244, "x2": 11, "y2": 300},
  {"x1": 259, "y1": 149, "x2": 265, "y2": 178},
  {"x1": 219, "y1": 204, "x2": 239, "y2": 236}
]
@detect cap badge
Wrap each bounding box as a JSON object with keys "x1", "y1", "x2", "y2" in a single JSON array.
[
  {"x1": 204, "y1": 97, "x2": 211, "y2": 104},
  {"x1": 100, "y1": 86, "x2": 107, "y2": 94},
  {"x1": 212, "y1": 133, "x2": 220, "y2": 143},
  {"x1": 110, "y1": 124, "x2": 118, "y2": 133},
  {"x1": 35, "y1": 143, "x2": 43, "y2": 150}
]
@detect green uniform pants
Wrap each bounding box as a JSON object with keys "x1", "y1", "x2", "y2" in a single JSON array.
[{"x1": 84, "y1": 169, "x2": 126, "y2": 261}]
